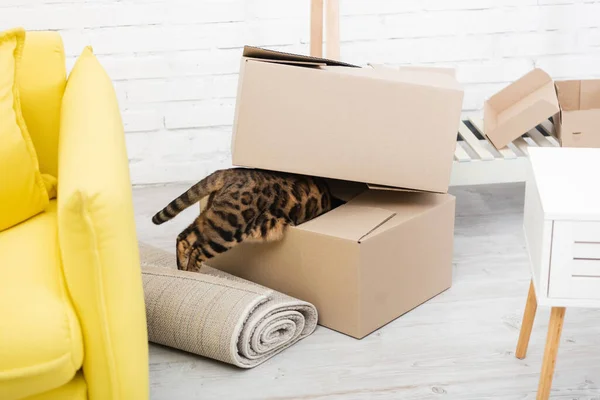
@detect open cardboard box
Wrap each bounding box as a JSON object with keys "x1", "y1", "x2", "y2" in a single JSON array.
[
  {"x1": 554, "y1": 80, "x2": 600, "y2": 148},
  {"x1": 231, "y1": 46, "x2": 464, "y2": 194},
  {"x1": 206, "y1": 179, "x2": 455, "y2": 339},
  {"x1": 484, "y1": 68, "x2": 600, "y2": 149}
]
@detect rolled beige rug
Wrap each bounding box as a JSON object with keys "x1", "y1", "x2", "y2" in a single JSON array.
[{"x1": 139, "y1": 243, "x2": 318, "y2": 368}]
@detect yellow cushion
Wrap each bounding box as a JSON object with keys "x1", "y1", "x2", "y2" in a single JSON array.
[
  {"x1": 0, "y1": 27, "x2": 49, "y2": 231},
  {"x1": 18, "y1": 31, "x2": 66, "y2": 179},
  {"x1": 0, "y1": 201, "x2": 83, "y2": 400},
  {"x1": 58, "y1": 47, "x2": 149, "y2": 400},
  {"x1": 24, "y1": 372, "x2": 86, "y2": 400}
]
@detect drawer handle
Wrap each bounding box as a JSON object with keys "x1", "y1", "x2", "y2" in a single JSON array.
[
  {"x1": 572, "y1": 259, "x2": 600, "y2": 278},
  {"x1": 573, "y1": 241, "x2": 600, "y2": 261}
]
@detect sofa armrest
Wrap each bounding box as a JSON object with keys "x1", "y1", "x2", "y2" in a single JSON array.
[{"x1": 57, "y1": 47, "x2": 149, "y2": 400}]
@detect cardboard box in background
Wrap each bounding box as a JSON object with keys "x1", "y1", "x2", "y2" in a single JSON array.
[
  {"x1": 206, "y1": 182, "x2": 456, "y2": 339},
  {"x1": 483, "y1": 69, "x2": 559, "y2": 150},
  {"x1": 231, "y1": 46, "x2": 464, "y2": 194},
  {"x1": 554, "y1": 80, "x2": 600, "y2": 148},
  {"x1": 484, "y1": 68, "x2": 600, "y2": 149}
]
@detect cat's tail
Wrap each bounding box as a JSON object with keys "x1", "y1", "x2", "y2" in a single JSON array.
[{"x1": 151, "y1": 169, "x2": 229, "y2": 225}]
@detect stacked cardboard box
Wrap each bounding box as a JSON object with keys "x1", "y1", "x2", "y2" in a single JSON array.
[
  {"x1": 485, "y1": 68, "x2": 600, "y2": 149},
  {"x1": 207, "y1": 47, "x2": 465, "y2": 339}
]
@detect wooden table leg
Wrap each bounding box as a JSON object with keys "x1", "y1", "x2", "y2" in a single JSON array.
[
  {"x1": 516, "y1": 280, "x2": 538, "y2": 359},
  {"x1": 537, "y1": 307, "x2": 566, "y2": 400}
]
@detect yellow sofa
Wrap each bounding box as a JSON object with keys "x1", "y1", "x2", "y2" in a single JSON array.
[{"x1": 0, "y1": 31, "x2": 149, "y2": 399}]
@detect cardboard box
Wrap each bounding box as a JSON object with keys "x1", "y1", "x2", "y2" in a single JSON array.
[
  {"x1": 483, "y1": 69, "x2": 559, "y2": 150},
  {"x1": 206, "y1": 182, "x2": 455, "y2": 339},
  {"x1": 484, "y1": 68, "x2": 600, "y2": 149},
  {"x1": 554, "y1": 79, "x2": 600, "y2": 148},
  {"x1": 231, "y1": 46, "x2": 464, "y2": 194}
]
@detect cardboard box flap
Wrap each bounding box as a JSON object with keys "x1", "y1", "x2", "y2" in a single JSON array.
[
  {"x1": 555, "y1": 80, "x2": 580, "y2": 111},
  {"x1": 245, "y1": 57, "x2": 326, "y2": 67},
  {"x1": 346, "y1": 190, "x2": 456, "y2": 241},
  {"x1": 484, "y1": 68, "x2": 560, "y2": 149},
  {"x1": 367, "y1": 183, "x2": 435, "y2": 193},
  {"x1": 556, "y1": 79, "x2": 600, "y2": 110},
  {"x1": 487, "y1": 68, "x2": 552, "y2": 110},
  {"x1": 320, "y1": 64, "x2": 462, "y2": 91},
  {"x1": 243, "y1": 46, "x2": 358, "y2": 68},
  {"x1": 581, "y1": 80, "x2": 600, "y2": 109},
  {"x1": 368, "y1": 63, "x2": 457, "y2": 78},
  {"x1": 297, "y1": 204, "x2": 396, "y2": 243}
]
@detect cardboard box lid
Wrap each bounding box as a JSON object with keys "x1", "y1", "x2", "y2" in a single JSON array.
[
  {"x1": 483, "y1": 68, "x2": 560, "y2": 149},
  {"x1": 298, "y1": 204, "x2": 396, "y2": 242},
  {"x1": 243, "y1": 46, "x2": 358, "y2": 68},
  {"x1": 349, "y1": 190, "x2": 455, "y2": 238},
  {"x1": 296, "y1": 190, "x2": 453, "y2": 243}
]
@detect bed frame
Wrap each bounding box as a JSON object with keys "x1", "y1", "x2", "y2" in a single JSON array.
[
  {"x1": 310, "y1": 0, "x2": 558, "y2": 187},
  {"x1": 448, "y1": 118, "x2": 557, "y2": 186}
]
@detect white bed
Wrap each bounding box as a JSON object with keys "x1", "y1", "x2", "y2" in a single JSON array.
[{"x1": 449, "y1": 117, "x2": 558, "y2": 186}]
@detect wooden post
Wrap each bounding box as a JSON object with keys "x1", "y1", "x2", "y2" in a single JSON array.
[
  {"x1": 310, "y1": 0, "x2": 324, "y2": 57},
  {"x1": 325, "y1": 0, "x2": 340, "y2": 60}
]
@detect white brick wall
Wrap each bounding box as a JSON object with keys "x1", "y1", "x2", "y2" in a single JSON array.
[{"x1": 2, "y1": 0, "x2": 600, "y2": 184}]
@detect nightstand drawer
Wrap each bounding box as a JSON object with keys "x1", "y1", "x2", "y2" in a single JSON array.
[{"x1": 549, "y1": 220, "x2": 600, "y2": 299}]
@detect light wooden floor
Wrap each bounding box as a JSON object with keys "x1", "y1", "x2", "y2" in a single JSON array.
[{"x1": 133, "y1": 182, "x2": 600, "y2": 400}]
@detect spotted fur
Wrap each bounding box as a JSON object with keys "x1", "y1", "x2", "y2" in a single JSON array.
[{"x1": 151, "y1": 168, "x2": 341, "y2": 271}]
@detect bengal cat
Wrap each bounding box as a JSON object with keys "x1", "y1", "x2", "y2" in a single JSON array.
[{"x1": 152, "y1": 168, "x2": 341, "y2": 272}]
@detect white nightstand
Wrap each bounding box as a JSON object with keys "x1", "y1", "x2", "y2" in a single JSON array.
[{"x1": 518, "y1": 147, "x2": 600, "y2": 400}]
